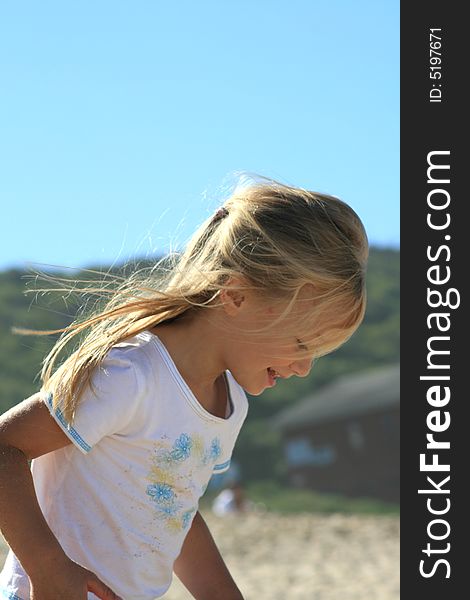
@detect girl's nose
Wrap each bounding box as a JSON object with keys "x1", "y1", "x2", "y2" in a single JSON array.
[{"x1": 290, "y1": 357, "x2": 313, "y2": 377}]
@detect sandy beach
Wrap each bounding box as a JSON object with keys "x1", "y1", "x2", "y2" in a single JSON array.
[
  {"x1": 166, "y1": 510, "x2": 399, "y2": 599},
  {"x1": 1, "y1": 509, "x2": 399, "y2": 599}
]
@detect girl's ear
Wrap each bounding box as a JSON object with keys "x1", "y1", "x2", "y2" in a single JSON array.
[
  {"x1": 219, "y1": 288, "x2": 245, "y2": 316},
  {"x1": 219, "y1": 277, "x2": 247, "y2": 316}
]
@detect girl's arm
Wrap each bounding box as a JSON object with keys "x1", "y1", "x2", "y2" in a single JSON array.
[
  {"x1": 173, "y1": 510, "x2": 244, "y2": 600},
  {"x1": 0, "y1": 393, "x2": 122, "y2": 600}
]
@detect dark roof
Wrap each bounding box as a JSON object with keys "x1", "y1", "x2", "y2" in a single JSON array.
[{"x1": 272, "y1": 364, "x2": 399, "y2": 432}]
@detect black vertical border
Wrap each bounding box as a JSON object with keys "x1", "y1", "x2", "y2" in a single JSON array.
[{"x1": 401, "y1": 3, "x2": 465, "y2": 598}]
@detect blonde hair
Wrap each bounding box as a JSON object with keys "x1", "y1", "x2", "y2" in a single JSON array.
[{"x1": 31, "y1": 176, "x2": 368, "y2": 422}]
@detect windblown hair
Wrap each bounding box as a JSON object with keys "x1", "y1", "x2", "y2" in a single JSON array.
[{"x1": 30, "y1": 175, "x2": 368, "y2": 422}]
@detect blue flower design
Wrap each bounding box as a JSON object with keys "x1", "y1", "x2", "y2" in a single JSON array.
[
  {"x1": 182, "y1": 509, "x2": 195, "y2": 529},
  {"x1": 170, "y1": 433, "x2": 193, "y2": 462},
  {"x1": 155, "y1": 503, "x2": 179, "y2": 517},
  {"x1": 210, "y1": 438, "x2": 221, "y2": 461},
  {"x1": 146, "y1": 483, "x2": 175, "y2": 505}
]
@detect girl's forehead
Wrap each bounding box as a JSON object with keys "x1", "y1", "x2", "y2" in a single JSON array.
[
  {"x1": 246, "y1": 287, "x2": 350, "y2": 336},
  {"x1": 263, "y1": 297, "x2": 316, "y2": 323},
  {"x1": 251, "y1": 305, "x2": 318, "y2": 338},
  {"x1": 258, "y1": 289, "x2": 314, "y2": 314}
]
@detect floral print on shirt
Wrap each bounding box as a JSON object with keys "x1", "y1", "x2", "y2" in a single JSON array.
[{"x1": 145, "y1": 433, "x2": 222, "y2": 532}]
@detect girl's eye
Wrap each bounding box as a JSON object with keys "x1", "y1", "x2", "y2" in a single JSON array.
[{"x1": 296, "y1": 338, "x2": 309, "y2": 352}]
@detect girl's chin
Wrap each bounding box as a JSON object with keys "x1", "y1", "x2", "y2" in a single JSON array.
[
  {"x1": 244, "y1": 376, "x2": 276, "y2": 395},
  {"x1": 234, "y1": 371, "x2": 276, "y2": 395},
  {"x1": 246, "y1": 387, "x2": 265, "y2": 396},
  {"x1": 238, "y1": 380, "x2": 266, "y2": 396}
]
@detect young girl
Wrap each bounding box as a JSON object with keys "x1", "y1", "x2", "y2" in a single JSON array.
[{"x1": 0, "y1": 176, "x2": 368, "y2": 600}]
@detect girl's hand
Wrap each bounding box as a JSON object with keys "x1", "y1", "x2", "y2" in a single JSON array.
[{"x1": 29, "y1": 558, "x2": 123, "y2": 600}]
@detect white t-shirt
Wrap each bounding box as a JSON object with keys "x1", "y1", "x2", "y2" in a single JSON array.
[{"x1": 0, "y1": 331, "x2": 248, "y2": 600}]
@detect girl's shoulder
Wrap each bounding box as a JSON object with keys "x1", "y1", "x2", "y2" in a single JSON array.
[
  {"x1": 113, "y1": 329, "x2": 155, "y2": 353},
  {"x1": 83, "y1": 331, "x2": 160, "y2": 407},
  {"x1": 111, "y1": 330, "x2": 158, "y2": 371},
  {"x1": 106, "y1": 330, "x2": 173, "y2": 397}
]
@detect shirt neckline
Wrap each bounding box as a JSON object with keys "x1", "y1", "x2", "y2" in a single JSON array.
[{"x1": 143, "y1": 330, "x2": 236, "y2": 424}]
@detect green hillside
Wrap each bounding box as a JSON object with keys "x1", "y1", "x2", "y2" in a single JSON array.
[{"x1": 0, "y1": 247, "x2": 399, "y2": 483}]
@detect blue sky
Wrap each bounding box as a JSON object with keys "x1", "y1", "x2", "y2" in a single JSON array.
[{"x1": 0, "y1": 1, "x2": 399, "y2": 271}]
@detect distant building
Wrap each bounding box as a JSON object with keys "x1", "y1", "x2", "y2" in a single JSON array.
[{"x1": 273, "y1": 364, "x2": 399, "y2": 503}]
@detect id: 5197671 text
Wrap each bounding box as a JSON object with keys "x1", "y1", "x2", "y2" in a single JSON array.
[{"x1": 429, "y1": 28, "x2": 442, "y2": 103}]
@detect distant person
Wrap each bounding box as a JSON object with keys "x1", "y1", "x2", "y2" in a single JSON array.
[
  {"x1": 0, "y1": 176, "x2": 368, "y2": 599},
  {"x1": 212, "y1": 483, "x2": 248, "y2": 516}
]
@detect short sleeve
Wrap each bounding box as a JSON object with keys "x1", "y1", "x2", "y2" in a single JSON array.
[
  {"x1": 213, "y1": 458, "x2": 232, "y2": 474},
  {"x1": 43, "y1": 347, "x2": 147, "y2": 454}
]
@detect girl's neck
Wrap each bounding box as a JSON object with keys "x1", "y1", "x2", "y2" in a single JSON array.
[{"x1": 150, "y1": 313, "x2": 229, "y2": 418}]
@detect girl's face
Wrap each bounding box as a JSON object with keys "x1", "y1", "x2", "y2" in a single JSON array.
[
  {"x1": 220, "y1": 288, "x2": 318, "y2": 395},
  {"x1": 229, "y1": 334, "x2": 314, "y2": 396}
]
